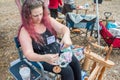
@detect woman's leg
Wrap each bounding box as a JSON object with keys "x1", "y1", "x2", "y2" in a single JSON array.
[
  {"x1": 60, "y1": 65, "x2": 74, "y2": 80},
  {"x1": 70, "y1": 55, "x2": 82, "y2": 80},
  {"x1": 49, "y1": 9, "x2": 58, "y2": 19},
  {"x1": 43, "y1": 62, "x2": 74, "y2": 80}
]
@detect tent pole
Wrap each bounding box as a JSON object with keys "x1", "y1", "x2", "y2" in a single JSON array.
[{"x1": 96, "y1": 0, "x2": 100, "y2": 45}]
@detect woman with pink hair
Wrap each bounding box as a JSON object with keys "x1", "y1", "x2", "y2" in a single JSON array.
[{"x1": 18, "y1": 0, "x2": 82, "y2": 80}]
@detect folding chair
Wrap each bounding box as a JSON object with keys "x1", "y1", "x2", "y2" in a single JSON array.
[
  {"x1": 9, "y1": 37, "x2": 58, "y2": 80},
  {"x1": 66, "y1": 12, "x2": 97, "y2": 37},
  {"x1": 8, "y1": 37, "x2": 46, "y2": 80}
]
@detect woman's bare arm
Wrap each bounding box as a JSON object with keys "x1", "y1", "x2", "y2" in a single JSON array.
[{"x1": 50, "y1": 17, "x2": 72, "y2": 48}]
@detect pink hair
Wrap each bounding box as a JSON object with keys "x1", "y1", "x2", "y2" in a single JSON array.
[{"x1": 18, "y1": 0, "x2": 56, "y2": 44}]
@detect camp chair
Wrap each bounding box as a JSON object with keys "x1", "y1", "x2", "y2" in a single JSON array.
[
  {"x1": 99, "y1": 12, "x2": 120, "y2": 50},
  {"x1": 9, "y1": 37, "x2": 59, "y2": 80},
  {"x1": 9, "y1": 37, "x2": 43, "y2": 80},
  {"x1": 66, "y1": 12, "x2": 97, "y2": 37},
  {"x1": 99, "y1": 21, "x2": 120, "y2": 48},
  {"x1": 99, "y1": 21, "x2": 120, "y2": 54},
  {"x1": 82, "y1": 42, "x2": 115, "y2": 80}
]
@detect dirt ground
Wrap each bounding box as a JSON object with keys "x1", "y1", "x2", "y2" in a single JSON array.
[{"x1": 0, "y1": 0, "x2": 120, "y2": 80}]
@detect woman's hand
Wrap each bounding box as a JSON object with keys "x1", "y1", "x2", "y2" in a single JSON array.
[
  {"x1": 43, "y1": 54, "x2": 59, "y2": 65},
  {"x1": 60, "y1": 36, "x2": 72, "y2": 48},
  {"x1": 60, "y1": 27, "x2": 72, "y2": 48}
]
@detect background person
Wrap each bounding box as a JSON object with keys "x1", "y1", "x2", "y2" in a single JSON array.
[
  {"x1": 93, "y1": 0, "x2": 103, "y2": 11},
  {"x1": 48, "y1": 0, "x2": 63, "y2": 18}
]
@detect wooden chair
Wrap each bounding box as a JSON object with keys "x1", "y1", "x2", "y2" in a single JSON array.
[{"x1": 83, "y1": 43, "x2": 115, "y2": 80}]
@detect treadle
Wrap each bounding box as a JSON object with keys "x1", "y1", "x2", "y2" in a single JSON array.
[{"x1": 9, "y1": 60, "x2": 41, "y2": 80}]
